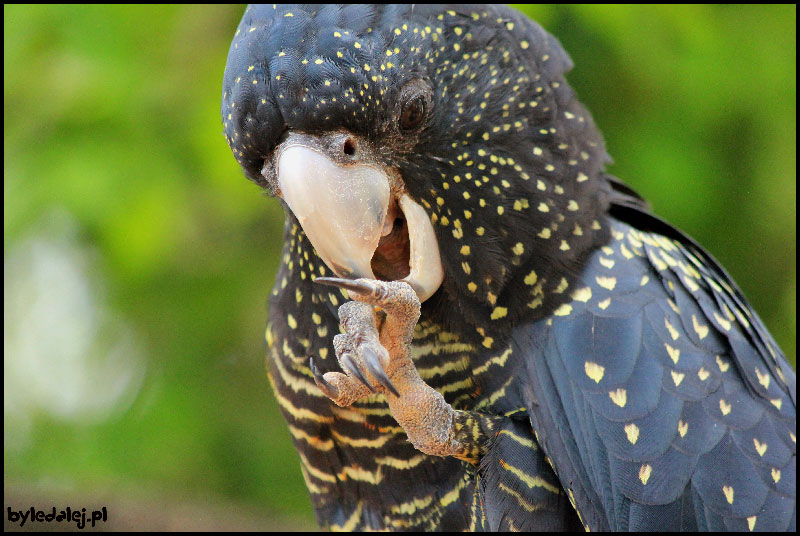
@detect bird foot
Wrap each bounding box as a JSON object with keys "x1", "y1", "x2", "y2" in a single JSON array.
[{"x1": 311, "y1": 277, "x2": 464, "y2": 457}]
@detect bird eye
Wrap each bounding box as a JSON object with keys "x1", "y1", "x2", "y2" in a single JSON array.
[{"x1": 399, "y1": 95, "x2": 426, "y2": 132}]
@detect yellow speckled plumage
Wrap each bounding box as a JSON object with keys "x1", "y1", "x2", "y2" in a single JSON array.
[{"x1": 223, "y1": 4, "x2": 795, "y2": 531}]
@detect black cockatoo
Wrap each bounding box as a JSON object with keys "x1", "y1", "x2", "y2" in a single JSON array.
[{"x1": 221, "y1": 5, "x2": 796, "y2": 531}]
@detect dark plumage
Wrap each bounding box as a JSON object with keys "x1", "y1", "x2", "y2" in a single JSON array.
[{"x1": 222, "y1": 5, "x2": 796, "y2": 531}]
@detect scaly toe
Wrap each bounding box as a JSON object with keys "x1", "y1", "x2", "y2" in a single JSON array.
[
  {"x1": 341, "y1": 352, "x2": 375, "y2": 393},
  {"x1": 362, "y1": 346, "x2": 399, "y2": 397}
]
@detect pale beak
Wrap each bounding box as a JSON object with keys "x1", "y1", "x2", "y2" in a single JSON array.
[{"x1": 276, "y1": 144, "x2": 443, "y2": 302}]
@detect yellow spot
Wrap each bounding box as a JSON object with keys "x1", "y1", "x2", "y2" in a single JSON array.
[
  {"x1": 476, "y1": 227, "x2": 485, "y2": 236},
  {"x1": 491, "y1": 307, "x2": 508, "y2": 320},
  {"x1": 747, "y1": 516, "x2": 756, "y2": 531},
  {"x1": 753, "y1": 438, "x2": 767, "y2": 457},
  {"x1": 584, "y1": 361, "x2": 605, "y2": 384},
  {"x1": 770, "y1": 398, "x2": 783, "y2": 410},
  {"x1": 719, "y1": 399, "x2": 732, "y2": 416},
  {"x1": 482, "y1": 337, "x2": 494, "y2": 348},
  {"x1": 625, "y1": 423, "x2": 640, "y2": 444},
  {"x1": 520, "y1": 40, "x2": 529, "y2": 49},
  {"x1": 467, "y1": 282, "x2": 477, "y2": 292},
  {"x1": 620, "y1": 245, "x2": 634, "y2": 260},
  {"x1": 754, "y1": 367, "x2": 771, "y2": 390},
  {"x1": 599, "y1": 256, "x2": 615, "y2": 269},
  {"x1": 639, "y1": 464, "x2": 652, "y2": 485},
  {"x1": 538, "y1": 228, "x2": 551, "y2": 239},
  {"x1": 287, "y1": 314, "x2": 297, "y2": 329},
  {"x1": 598, "y1": 298, "x2": 611, "y2": 310},
  {"x1": 487, "y1": 292, "x2": 497, "y2": 305},
  {"x1": 571, "y1": 287, "x2": 592, "y2": 302},
  {"x1": 697, "y1": 367, "x2": 710, "y2": 381},
  {"x1": 524, "y1": 270, "x2": 538, "y2": 286},
  {"x1": 513, "y1": 242, "x2": 524, "y2": 255},
  {"x1": 537, "y1": 202, "x2": 549, "y2": 213},
  {"x1": 265, "y1": 326, "x2": 274, "y2": 347},
  {"x1": 554, "y1": 278, "x2": 569, "y2": 294},
  {"x1": 460, "y1": 245, "x2": 471, "y2": 256},
  {"x1": 567, "y1": 200, "x2": 579, "y2": 211},
  {"x1": 771, "y1": 468, "x2": 781, "y2": 484},
  {"x1": 665, "y1": 344, "x2": 680, "y2": 364},
  {"x1": 713, "y1": 311, "x2": 732, "y2": 331},
  {"x1": 497, "y1": 206, "x2": 504, "y2": 215},
  {"x1": 554, "y1": 304, "x2": 572, "y2": 316},
  {"x1": 560, "y1": 240, "x2": 571, "y2": 251},
  {"x1": 722, "y1": 485, "x2": 734, "y2": 504},
  {"x1": 667, "y1": 299, "x2": 680, "y2": 314},
  {"x1": 692, "y1": 315, "x2": 709, "y2": 340},
  {"x1": 678, "y1": 420, "x2": 688, "y2": 438},
  {"x1": 716, "y1": 355, "x2": 730, "y2": 372},
  {"x1": 609, "y1": 388, "x2": 627, "y2": 407},
  {"x1": 664, "y1": 318, "x2": 680, "y2": 340},
  {"x1": 671, "y1": 370, "x2": 686, "y2": 387},
  {"x1": 295, "y1": 288, "x2": 303, "y2": 303},
  {"x1": 596, "y1": 276, "x2": 616, "y2": 290}
]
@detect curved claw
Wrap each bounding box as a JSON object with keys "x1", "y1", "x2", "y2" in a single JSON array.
[
  {"x1": 362, "y1": 347, "x2": 399, "y2": 397},
  {"x1": 309, "y1": 356, "x2": 339, "y2": 399},
  {"x1": 315, "y1": 277, "x2": 376, "y2": 295},
  {"x1": 341, "y1": 352, "x2": 376, "y2": 393}
]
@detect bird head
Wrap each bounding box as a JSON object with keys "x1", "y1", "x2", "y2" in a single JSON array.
[{"x1": 222, "y1": 5, "x2": 612, "y2": 329}]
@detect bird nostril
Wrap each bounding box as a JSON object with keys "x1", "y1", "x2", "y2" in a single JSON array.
[{"x1": 343, "y1": 138, "x2": 356, "y2": 156}]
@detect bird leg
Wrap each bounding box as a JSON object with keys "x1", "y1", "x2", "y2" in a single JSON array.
[{"x1": 311, "y1": 277, "x2": 496, "y2": 461}]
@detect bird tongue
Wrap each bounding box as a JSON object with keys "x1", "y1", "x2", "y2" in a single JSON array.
[{"x1": 276, "y1": 145, "x2": 443, "y2": 302}]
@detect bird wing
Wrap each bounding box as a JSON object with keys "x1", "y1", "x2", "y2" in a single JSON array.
[{"x1": 514, "y1": 208, "x2": 796, "y2": 531}]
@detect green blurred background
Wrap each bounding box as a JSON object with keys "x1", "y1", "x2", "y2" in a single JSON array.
[{"x1": 4, "y1": 4, "x2": 795, "y2": 531}]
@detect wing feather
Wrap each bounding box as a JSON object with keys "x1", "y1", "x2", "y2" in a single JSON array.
[{"x1": 516, "y1": 215, "x2": 796, "y2": 530}]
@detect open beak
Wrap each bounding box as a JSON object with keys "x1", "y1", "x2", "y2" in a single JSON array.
[{"x1": 274, "y1": 136, "x2": 443, "y2": 302}]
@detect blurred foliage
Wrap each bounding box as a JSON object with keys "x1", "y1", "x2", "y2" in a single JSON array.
[{"x1": 4, "y1": 4, "x2": 795, "y2": 529}]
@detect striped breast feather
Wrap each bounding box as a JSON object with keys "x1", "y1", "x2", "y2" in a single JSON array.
[{"x1": 477, "y1": 415, "x2": 582, "y2": 531}]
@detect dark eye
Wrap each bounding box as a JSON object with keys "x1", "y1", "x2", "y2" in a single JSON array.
[{"x1": 399, "y1": 96, "x2": 426, "y2": 131}]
